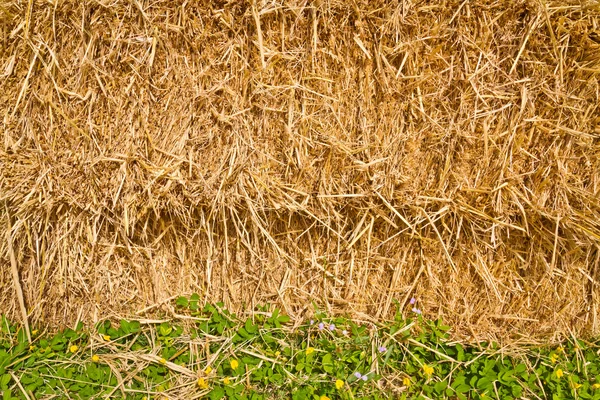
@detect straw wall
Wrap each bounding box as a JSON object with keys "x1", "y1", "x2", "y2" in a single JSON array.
[{"x1": 1, "y1": 0, "x2": 600, "y2": 339}]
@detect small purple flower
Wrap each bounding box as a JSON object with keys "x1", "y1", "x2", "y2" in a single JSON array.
[
  {"x1": 354, "y1": 372, "x2": 362, "y2": 379},
  {"x1": 342, "y1": 330, "x2": 348, "y2": 336},
  {"x1": 412, "y1": 307, "x2": 422, "y2": 314},
  {"x1": 409, "y1": 297, "x2": 416, "y2": 305},
  {"x1": 378, "y1": 346, "x2": 387, "y2": 353},
  {"x1": 362, "y1": 375, "x2": 368, "y2": 381},
  {"x1": 318, "y1": 322, "x2": 324, "y2": 331},
  {"x1": 310, "y1": 319, "x2": 314, "y2": 325},
  {"x1": 329, "y1": 324, "x2": 335, "y2": 331}
]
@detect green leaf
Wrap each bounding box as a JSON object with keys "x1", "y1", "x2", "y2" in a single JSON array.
[
  {"x1": 0, "y1": 374, "x2": 10, "y2": 389},
  {"x1": 499, "y1": 370, "x2": 515, "y2": 385},
  {"x1": 87, "y1": 364, "x2": 103, "y2": 382},
  {"x1": 63, "y1": 328, "x2": 77, "y2": 340},
  {"x1": 0, "y1": 316, "x2": 9, "y2": 334},
  {"x1": 176, "y1": 296, "x2": 189, "y2": 308},
  {"x1": 159, "y1": 323, "x2": 173, "y2": 337},
  {"x1": 515, "y1": 363, "x2": 527, "y2": 374},
  {"x1": 456, "y1": 344, "x2": 465, "y2": 362},
  {"x1": 120, "y1": 319, "x2": 131, "y2": 334},
  {"x1": 189, "y1": 293, "x2": 200, "y2": 311},
  {"x1": 198, "y1": 321, "x2": 209, "y2": 333},
  {"x1": 21, "y1": 373, "x2": 34, "y2": 385},
  {"x1": 245, "y1": 318, "x2": 257, "y2": 334},
  {"x1": 322, "y1": 353, "x2": 333, "y2": 373},
  {"x1": 16, "y1": 328, "x2": 28, "y2": 345},
  {"x1": 129, "y1": 320, "x2": 141, "y2": 333},
  {"x1": 269, "y1": 373, "x2": 283, "y2": 384},
  {"x1": 434, "y1": 381, "x2": 448, "y2": 393},
  {"x1": 209, "y1": 387, "x2": 225, "y2": 400},
  {"x1": 451, "y1": 375, "x2": 466, "y2": 388},
  {"x1": 477, "y1": 377, "x2": 493, "y2": 390},
  {"x1": 455, "y1": 384, "x2": 471, "y2": 394},
  {"x1": 511, "y1": 384, "x2": 523, "y2": 397}
]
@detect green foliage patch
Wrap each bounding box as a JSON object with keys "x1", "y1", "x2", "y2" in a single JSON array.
[{"x1": 1, "y1": 299, "x2": 599, "y2": 399}]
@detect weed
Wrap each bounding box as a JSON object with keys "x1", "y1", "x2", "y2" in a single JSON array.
[{"x1": 1, "y1": 299, "x2": 599, "y2": 399}]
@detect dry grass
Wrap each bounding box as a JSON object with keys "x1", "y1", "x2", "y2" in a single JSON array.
[{"x1": 1, "y1": 0, "x2": 600, "y2": 340}]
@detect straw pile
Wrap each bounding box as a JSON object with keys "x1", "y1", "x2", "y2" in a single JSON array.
[{"x1": 1, "y1": 0, "x2": 600, "y2": 340}]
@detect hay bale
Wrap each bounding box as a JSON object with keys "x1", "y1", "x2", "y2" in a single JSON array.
[{"x1": 1, "y1": 0, "x2": 599, "y2": 339}]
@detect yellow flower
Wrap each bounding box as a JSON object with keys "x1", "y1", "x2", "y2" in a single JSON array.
[
  {"x1": 403, "y1": 376, "x2": 411, "y2": 386},
  {"x1": 550, "y1": 353, "x2": 558, "y2": 363},
  {"x1": 32, "y1": 330, "x2": 38, "y2": 336},
  {"x1": 557, "y1": 346, "x2": 564, "y2": 353},
  {"x1": 275, "y1": 351, "x2": 281, "y2": 357},
  {"x1": 103, "y1": 335, "x2": 111, "y2": 341},
  {"x1": 335, "y1": 379, "x2": 344, "y2": 389},
  {"x1": 69, "y1": 345, "x2": 78, "y2": 353},
  {"x1": 423, "y1": 364, "x2": 434, "y2": 376},
  {"x1": 29, "y1": 345, "x2": 36, "y2": 351},
  {"x1": 159, "y1": 358, "x2": 167, "y2": 364},
  {"x1": 205, "y1": 366, "x2": 213, "y2": 374},
  {"x1": 306, "y1": 347, "x2": 315, "y2": 355},
  {"x1": 556, "y1": 368, "x2": 564, "y2": 378},
  {"x1": 592, "y1": 383, "x2": 600, "y2": 389},
  {"x1": 230, "y1": 359, "x2": 239, "y2": 370},
  {"x1": 92, "y1": 354, "x2": 100, "y2": 363},
  {"x1": 223, "y1": 377, "x2": 231, "y2": 385},
  {"x1": 571, "y1": 381, "x2": 582, "y2": 389},
  {"x1": 197, "y1": 377, "x2": 208, "y2": 389},
  {"x1": 320, "y1": 396, "x2": 330, "y2": 400}
]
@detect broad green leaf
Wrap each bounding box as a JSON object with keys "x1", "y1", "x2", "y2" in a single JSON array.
[
  {"x1": 434, "y1": 380, "x2": 448, "y2": 393},
  {"x1": 455, "y1": 384, "x2": 471, "y2": 393},
  {"x1": 176, "y1": 296, "x2": 189, "y2": 308},
  {"x1": 0, "y1": 374, "x2": 10, "y2": 389}
]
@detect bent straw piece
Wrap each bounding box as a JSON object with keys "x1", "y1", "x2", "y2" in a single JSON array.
[{"x1": 6, "y1": 207, "x2": 31, "y2": 344}]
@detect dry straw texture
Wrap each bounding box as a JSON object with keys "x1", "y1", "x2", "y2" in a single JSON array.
[{"x1": 1, "y1": 0, "x2": 600, "y2": 340}]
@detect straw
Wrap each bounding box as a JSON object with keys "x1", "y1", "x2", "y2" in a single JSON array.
[{"x1": 1, "y1": 0, "x2": 599, "y2": 341}]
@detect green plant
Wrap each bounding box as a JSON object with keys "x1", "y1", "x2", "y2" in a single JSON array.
[{"x1": 0, "y1": 297, "x2": 599, "y2": 399}]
